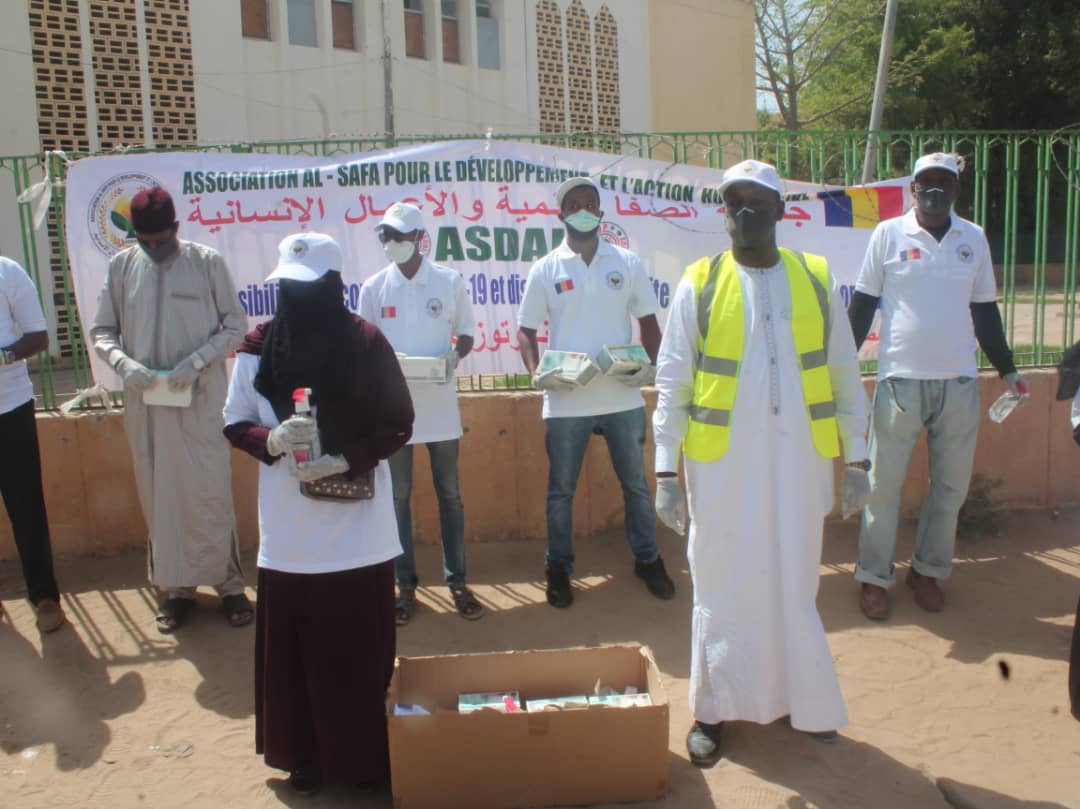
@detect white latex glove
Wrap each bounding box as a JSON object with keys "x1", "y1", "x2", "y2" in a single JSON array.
[
  {"x1": 295, "y1": 453, "x2": 350, "y2": 482},
  {"x1": 439, "y1": 349, "x2": 460, "y2": 384},
  {"x1": 655, "y1": 476, "x2": 687, "y2": 536},
  {"x1": 115, "y1": 356, "x2": 156, "y2": 392},
  {"x1": 266, "y1": 416, "x2": 318, "y2": 458},
  {"x1": 166, "y1": 354, "x2": 201, "y2": 392},
  {"x1": 841, "y1": 466, "x2": 871, "y2": 519},
  {"x1": 616, "y1": 363, "x2": 657, "y2": 388},
  {"x1": 533, "y1": 368, "x2": 577, "y2": 392},
  {"x1": 1004, "y1": 371, "x2": 1030, "y2": 399},
  {"x1": 0, "y1": 347, "x2": 16, "y2": 366}
]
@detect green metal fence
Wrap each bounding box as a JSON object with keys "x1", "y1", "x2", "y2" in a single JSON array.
[{"x1": 3, "y1": 129, "x2": 1078, "y2": 409}]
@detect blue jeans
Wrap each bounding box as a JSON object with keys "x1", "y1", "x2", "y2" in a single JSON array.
[
  {"x1": 856, "y1": 377, "x2": 980, "y2": 588},
  {"x1": 389, "y1": 440, "x2": 467, "y2": 589},
  {"x1": 544, "y1": 407, "x2": 658, "y2": 573}
]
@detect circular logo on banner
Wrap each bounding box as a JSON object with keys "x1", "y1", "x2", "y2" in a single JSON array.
[
  {"x1": 418, "y1": 232, "x2": 432, "y2": 257},
  {"x1": 956, "y1": 244, "x2": 975, "y2": 264},
  {"x1": 599, "y1": 221, "x2": 629, "y2": 249},
  {"x1": 426, "y1": 297, "x2": 444, "y2": 318},
  {"x1": 605, "y1": 270, "x2": 625, "y2": 290},
  {"x1": 87, "y1": 172, "x2": 161, "y2": 257}
]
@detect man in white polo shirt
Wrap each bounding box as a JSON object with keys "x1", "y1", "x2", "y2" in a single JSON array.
[
  {"x1": 359, "y1": 201, "x2": 482, "y2": 625},
  {"x1": 848, "y1": 152, "x2": 1027, "y2": 620},
  {"x1": 516, "y1": 176, "x2": 674, "y2": 609},
  {"x1": 0, "y1": 256, "x2": 64, "y2": 632}
]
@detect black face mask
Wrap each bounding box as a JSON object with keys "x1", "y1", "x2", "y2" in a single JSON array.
[
  {"x1": 915, "y1": 187, "x2": 955, "y2": 218},
  {"x1": 137, "y1": 236, "x2": 178, "y2": 264},
  {"x1": 726, "y1": 206, "x2": 776, "y2": 249}
]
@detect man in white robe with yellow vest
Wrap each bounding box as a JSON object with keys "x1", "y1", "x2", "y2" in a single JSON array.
[{"x1": 652, "y1": 160, "x2": 871, "y2": 766}]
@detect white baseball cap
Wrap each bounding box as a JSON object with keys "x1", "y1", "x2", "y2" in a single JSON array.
[
  {"x1": 719, "y1": 159, "x2": 783, "y2": 195},
  {"x1": 913, "y1": 152, "x2": 960, "y2": 179},
  {"x1": 555, "y1": 176, "x2": 600, "y2": 207},
  {"x1": 266, "y1": 232, "x2": 343, "y2": 282},
  {"x1": 377, "y1": 201, "x2": 424, "y2": 233}
]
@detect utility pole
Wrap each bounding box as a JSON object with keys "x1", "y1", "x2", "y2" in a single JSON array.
[
  {"x1": 861, "y1": 0, "x2": 899, "y2": 184},
  {"x1": 382, "y1": 0, "x2": 395, "y2": 140}
]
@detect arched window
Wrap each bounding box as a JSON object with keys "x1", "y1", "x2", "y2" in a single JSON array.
[{"x1": 594, "y1": 5, "x2": 620, "y2": 134}]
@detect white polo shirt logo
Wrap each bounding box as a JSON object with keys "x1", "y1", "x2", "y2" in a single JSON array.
[
  {"x1": 956, "y1": 244, "x2": 975, "y2": 263},
  {"x1": 426, "y1": 297, "x2": 443, "y2": 318},
  {"x1": 606, "y1": 270, "x2": 625, "y2": 290}
]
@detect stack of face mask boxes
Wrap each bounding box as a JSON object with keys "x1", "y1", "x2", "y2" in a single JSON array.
[
  {"x1": 536, "y1": 350, "x2": 601, "y2": 387},
  {"x1": 396, "y1": 354, "x2": 447, "y2": 381},
  {"x1": 595, "y1": 344, "x2": 651, "y2": 378}
]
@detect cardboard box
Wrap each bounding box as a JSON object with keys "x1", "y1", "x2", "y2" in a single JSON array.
[
  {"x1": 595, "y1": 344, "x2": 651, "y2": 376},
  {"x1": 535, "y1": 350, "x2": 601, "y2": 387},
  {"x1": 387, "y1": 644, "x2": 668, "y2": 809}
]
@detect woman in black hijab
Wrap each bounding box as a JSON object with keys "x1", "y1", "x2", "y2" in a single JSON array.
[{"x1": 223, "y1": 232, "x2": 414, "y2": 795}]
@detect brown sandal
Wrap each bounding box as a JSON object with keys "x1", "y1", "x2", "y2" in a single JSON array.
[{"x1": 450, "y1": 586, "x2": 485, "y2": 621}]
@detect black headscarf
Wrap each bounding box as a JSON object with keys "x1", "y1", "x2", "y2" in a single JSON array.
[{"x1": 253, "y1": 271, "x2": 351, "y2": 423}]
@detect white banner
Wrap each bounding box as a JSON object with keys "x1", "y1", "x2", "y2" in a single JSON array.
[{"x1": 64, "y1": 140, "x2": 908, "y2": 385}]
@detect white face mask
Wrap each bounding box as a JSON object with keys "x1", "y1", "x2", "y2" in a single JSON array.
[{"x1": 383, "y1": 238, "x2": 416, "y2": 265}]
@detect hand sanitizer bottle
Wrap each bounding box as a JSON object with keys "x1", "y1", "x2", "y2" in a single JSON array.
[{"x1": 289, "y1": 387, "x2": 321, "y2": 462}]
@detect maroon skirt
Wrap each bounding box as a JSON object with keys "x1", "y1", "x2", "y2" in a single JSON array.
[{"x1": 254, "y1": 561, "x2": 396, "y2": 785}]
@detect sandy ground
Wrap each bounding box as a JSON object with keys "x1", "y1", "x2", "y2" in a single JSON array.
[{"x1": 1, "y1": 511, "x2": 1079, "y2": 809}]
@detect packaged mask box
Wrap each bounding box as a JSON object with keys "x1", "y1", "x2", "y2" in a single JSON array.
[
  {"x1": 525, "y1": 695, "x2": 590, "y2": 712},
  {"x1": 142, "y1": 372, "x2": 193, "y2": 408},
  {"x1": 588, "y1": 693, "x2": 653, "y2": 708},
  {"x1": 396, "y1": 354, "x2": 447, "y2": 381},
  {"x1": 458, "y1": 690, "x2": 522, "y2": 714},
  {"x1": 536, "y1": 350, "x2": 601, "y2": 387},
  {"x1": 595, "y1": 344, "x2": 651, "y2": 376}
]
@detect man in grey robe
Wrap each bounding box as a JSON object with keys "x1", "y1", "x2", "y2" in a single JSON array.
[{"x1": 90, "y1": 186, "x2": 250, "y2": 633}]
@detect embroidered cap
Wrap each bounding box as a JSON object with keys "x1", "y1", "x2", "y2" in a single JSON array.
[
  {"x1": 266, "y1": 232, "x2": 343, "y2": 282},
  {"x1": 555, "y1": 176, "x2": 600, "y2": 208},
  {"x1": 377, "y1": 202, "x2": 424, "y2": 234},
  {"x1": 719, "y1": 160, "x2": 783, "y2": 195},
  {"x1": 913, "y1": 152, "x2": 960, "y2": 179}
]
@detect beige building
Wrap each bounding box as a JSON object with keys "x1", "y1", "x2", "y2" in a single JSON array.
[{"x1": 0, "y1": 0, "x2": 754, "y2": 357}]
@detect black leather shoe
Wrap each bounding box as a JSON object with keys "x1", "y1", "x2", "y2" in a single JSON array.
[
  {"x1": 635, "y1": 556, "x2": 676, "y2": 600},
  {"x1": 545, "y1": 565, "x2": 573, "y2": 608},
  {"x1": 686, "y1": 720, "x2": 724, "y2": 766},
  {"x1": 288, "y1": 770, "x2": 321, "y2": 797}
]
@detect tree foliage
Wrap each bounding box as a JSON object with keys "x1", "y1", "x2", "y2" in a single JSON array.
[{"x1": 758, "y1": 0, "x2": 1080, "y2": 131}]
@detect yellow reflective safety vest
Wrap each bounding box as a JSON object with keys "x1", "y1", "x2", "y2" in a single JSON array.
[{"x1": 682, "y1": 247, "x2": 840, "y2": 462}]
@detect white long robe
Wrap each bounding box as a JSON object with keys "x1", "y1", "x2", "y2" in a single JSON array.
[
  {"x1": 654, "y1": 259, "x2": 868, "y2": 732},
  {"x1": 90, "y1": 241, "x2": 247, "y2": 588}
]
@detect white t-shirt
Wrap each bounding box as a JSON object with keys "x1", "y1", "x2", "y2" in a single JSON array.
[
  {"x1": 223, "y1": 352, "x2": 403, "y2": 574},
  {"x1": 518, "y1": 240, "x2": 658, "y2": 418},
  {"x1": 0, "y1": 257, "x2": 47, "y2": 415},
  {"x1": 359, "y1": 258, "x2": 474, "y2": 444},
  {"x1": 855, "y1": 208, "x2": 997, "y2": 380}
]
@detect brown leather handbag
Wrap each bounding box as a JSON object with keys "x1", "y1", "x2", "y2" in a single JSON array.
[{"x1": 300, "y1": 469, "x2": 374, "y2": 502}]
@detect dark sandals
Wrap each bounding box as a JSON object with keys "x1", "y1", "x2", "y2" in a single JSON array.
[
  {"x1": 396, "y1": 586, "x2": 485, "y2": 624},
  {"x1": 223, "y1": 593, "x2": 255, "y2": 628},
  {"x1": 155, "y1": 597, "x2": 195, "y2": 634},
  {"x1": 450, "y1": 586, "x2": 485, "y2": 621},
  {"x1": 396, "y1": 589, "x2": 417, "y2": 626}
]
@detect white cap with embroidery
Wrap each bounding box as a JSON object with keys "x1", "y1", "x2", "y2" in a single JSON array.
[
  {"x1": 266, "y1": 232, "x2": 343, "y2": 282},
  {"x1": 377, "y1": 201, "x2": 425, "y2": 233},
  {"x1": 719, "y1": 159, "x2": 783, "y2": 195},
  {"x1": 913, "y1": 152, "x2": 960, "y2": 178}
]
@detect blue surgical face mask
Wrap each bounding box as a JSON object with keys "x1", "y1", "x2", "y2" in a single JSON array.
[{"x1": 564, "y1": 210, "x2": 601, "y2": 235}]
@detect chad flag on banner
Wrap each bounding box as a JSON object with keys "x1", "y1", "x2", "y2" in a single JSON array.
[{"x1": 818, "y1": 186, "x2": 905, "y2": 228}]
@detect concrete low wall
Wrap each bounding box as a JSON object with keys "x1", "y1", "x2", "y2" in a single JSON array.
[{"x1": 1, "y1": 369, "x2": 1078, "y2": 560}]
